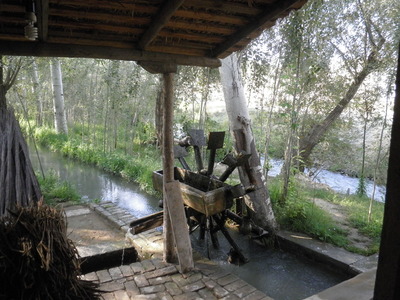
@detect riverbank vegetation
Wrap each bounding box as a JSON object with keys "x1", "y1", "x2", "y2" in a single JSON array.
[{"x1": 25, "y1": 124, "x2": 382, "y2": 255}]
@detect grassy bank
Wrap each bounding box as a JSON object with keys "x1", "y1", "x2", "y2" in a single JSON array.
[
  {"x1": 24, "y1": 124, "x2": 382, "y2": 255},
  {"x1": 304, "y1": 187, "x2": 383, "y2": 254},
  {"x1": 269, "y1": 179, "x2": 382, "y2": 255},
  {"x1": 37, "y1": 171, "x2": 81, "y2": 206}
]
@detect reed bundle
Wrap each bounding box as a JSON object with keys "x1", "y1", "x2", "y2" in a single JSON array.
[{"x1": 0, "y1": 203, "x2": 101, "y2": 299}]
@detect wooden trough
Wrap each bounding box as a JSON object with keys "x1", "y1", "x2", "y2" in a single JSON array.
[{"x1": 152, "y1": 167, "x2": 237, "y2": 217}]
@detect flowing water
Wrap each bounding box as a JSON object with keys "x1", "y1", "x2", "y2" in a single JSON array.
[
  {"x1": 268, "y1": 158, "x2": 386, "y2": 202},
  {"x1": 29, "y1": 145, "x2": 348, "y2": 300}
]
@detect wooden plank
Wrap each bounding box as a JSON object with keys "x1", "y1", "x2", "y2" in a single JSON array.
[
  {"x1": 183, "y1": 0, "x2": 263, "y2": 15},
  {"x1": 167, "y1": 20, "x2": 236, "y2": 35},
  {"x1": 129, "y1": 211, "x2": 163, "y2": 234},
  {"x1": 0, "y1": 41, "x2": 221, "y2": 68},
  {"x1": 36, "y1": 0, "x2": 49, "y2": 41},
  {"x1": 53, "y1": 0, "x2": 160, "y2": 14},
  {"x1": 165, "y1": 181, "x2": 194, "y2": 273},
  {"x1": 49, "y1": 8, "x2": 150, "y2": 26},
  {"x1": 158, "y1": 30, "x2": 224, "y2": 44},
  {"x1": 47, "y1": 19, "x2": 144, "y2": 35},
  {"x1": 138, "y1": 0, "x2": 185, "y2": 50},
  {"x1": 174, "y1": 9, "x2": 248, "y2": 25}
]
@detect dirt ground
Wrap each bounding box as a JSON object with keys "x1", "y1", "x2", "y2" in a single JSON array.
[
  {"x1": 64, "y1": 205, "x2": 128, "y2": 257},
  {"x1": 310, "y1": 198, "x2": 373, "y2": 251}
]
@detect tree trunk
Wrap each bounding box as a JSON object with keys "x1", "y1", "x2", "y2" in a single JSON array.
[
  {"x1": 198, "y1": 68, "x2": 211, "y2": 129},
  {"x1": 155, "y1": 79, "x2": 164, "y2": 147},
  {"x1": 281, "y1": 43, "x2": 303, "y2": 202},
  {"x1": 298, "y1": 37, "x2": 384, "y2": 166},
  {"x1": 50, "y1": 58, "x2": 68, "y2": 135},
  {"x1": 31, "y1": 59, "x2": 43, "y2": 126},
  {"x1": 219, "y1": 53, "x2": 278, "y2": 232}
]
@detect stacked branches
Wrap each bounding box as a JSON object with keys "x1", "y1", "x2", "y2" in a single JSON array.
[
  {"x1": 0, "y1": 107, "x2": 42, "y2": 216},
  {"x1": 0, "y1": 204, "x2": 101, "y2": 299}
]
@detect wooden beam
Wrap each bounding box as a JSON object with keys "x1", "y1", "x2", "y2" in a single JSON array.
[
  {"x1": 138, "y1": 62, "x2": 177, "y2": 74},
  {"x1": 138, "y1": 0, "x2": 185, "y2": 50},
  {"x1": 162, "y1": 72, "x2": 193, "y2": 272},
  {"x1": 35, "y1": 0, "x2": 49, "y2": 41},
  {"x1": 208, "y1": 0, "x2": 306, "y2": 58},
  {"x1": 0, "y1": 41, "x2": 221, "y2": 68},
  {"x1": 129, "y1": 211, "x2": 164, "y2": 234},
  {"x1": 165, "y1": 181, "x2": 194, "y2": 273},
  {"x1": 374, "y1": 43, "x2": 400, "y2": 300},
  {"x1": 162, "y1": 72, "x2": 177, "y2": 264}
]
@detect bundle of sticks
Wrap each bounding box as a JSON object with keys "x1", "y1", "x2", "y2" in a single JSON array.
[{"x1": 0, "y1": 203, "x2": 101, "y2": 299}]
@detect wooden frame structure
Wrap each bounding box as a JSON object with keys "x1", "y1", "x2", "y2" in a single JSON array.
[
  {"x1": 3, "y1": 2, "x2": 400, "y2": 297},
  {"x1": 1, "y1": 0, "x2": 307, "y2": 63}
]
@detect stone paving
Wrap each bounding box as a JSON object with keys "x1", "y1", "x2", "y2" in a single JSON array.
[
  {"x1": 79, "y1": 202, "x2": 272, "y2": 299},
  {"x1": 82, "y1": 258, "x2": 272, "y2": 300}
]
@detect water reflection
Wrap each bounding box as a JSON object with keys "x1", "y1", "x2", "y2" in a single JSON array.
[{"x1": 29, "y1": 145, "x2": 160, "y2": 218}]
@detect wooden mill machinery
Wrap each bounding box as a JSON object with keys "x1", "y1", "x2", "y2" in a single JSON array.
[{"x1": 130, "y1": 129, "x2": 269, "y2": 263}]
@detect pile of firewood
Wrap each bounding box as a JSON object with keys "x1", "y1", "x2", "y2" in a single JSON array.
[{"x1": 0, "y1": 203, "x2": 101, "y2": 299}]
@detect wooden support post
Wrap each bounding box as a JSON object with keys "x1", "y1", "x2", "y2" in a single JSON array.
[
  {"x1": 162, "y1": 72, "x2": 194, "y2": 273},
  {"x1": 374, "y1": 43, "x2": 400, "y2": 300}
]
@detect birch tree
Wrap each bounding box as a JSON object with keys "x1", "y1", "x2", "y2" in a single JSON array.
[
  {"x1": 220, "y1": 53, "x2": 278, "y2": 232},
  {"x1": 31, "y1": 58, "x2": 43, "y2": 126},
  {"x1": 50, "y1": 58, "x2": 68, "y2": 134}
]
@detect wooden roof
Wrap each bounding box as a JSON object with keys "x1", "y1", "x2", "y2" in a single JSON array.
[{"x1": 0, "y1": 0, "x2": 307, "y2": 68}]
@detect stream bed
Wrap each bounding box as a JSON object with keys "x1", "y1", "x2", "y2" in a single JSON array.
[{"x1": 29, "y1": 145, "x2": 349, "y2": 300}]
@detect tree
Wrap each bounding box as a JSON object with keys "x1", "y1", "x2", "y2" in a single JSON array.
[
  {"x1": 297, "y1": 0, "x2": 386, "y2": 168},
  {"x1": 219, "y1": 53, "x2": 278, "y2": 232},
  {"x1": 0, "y1": 56, "x2": 42, "y2": 216},
  {"x1": 50, "y1": 58, "x2": 68, "y2": 134},
  {"x1": 31, "y1": 58, "x2": 43, "y2": 126}
]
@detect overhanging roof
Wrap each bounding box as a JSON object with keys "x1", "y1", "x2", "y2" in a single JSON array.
[{"x1": 0, "y1": 0, "x2": 307, "y2": 68}]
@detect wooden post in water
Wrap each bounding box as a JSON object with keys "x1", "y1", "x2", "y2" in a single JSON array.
[
  {"x1": 162, "y1": 72, "x2": 193, "y2": 273},
  {"x1": 374, "y1": 43, "x2": 400, "y2": 299}
]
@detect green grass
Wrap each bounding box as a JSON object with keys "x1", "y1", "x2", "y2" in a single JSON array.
[
  {"x1": 268, "y1": 178, "x2": 349, "y2": 248},
  {"x1": 37, "y1": 171, "x2": 80, "y2": 206},
  {"x1": 302, "y1": 182, "x2": 383, "y2": 254}
]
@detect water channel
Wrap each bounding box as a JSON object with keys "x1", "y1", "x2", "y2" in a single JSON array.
[{"x1": 29, "y1": 145, "x2": 348, "y2": 300}]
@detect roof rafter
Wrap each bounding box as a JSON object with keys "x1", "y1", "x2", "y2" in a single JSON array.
[
  {"x1": 209, "y1": 0, "x2": 307, "y2": 58},
  {"x1": 35, "y1": 0, "x2": 49, "y2": 41},
  {"x1": 138, "y1": 0, "x2": 185, "y2": 50}
]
